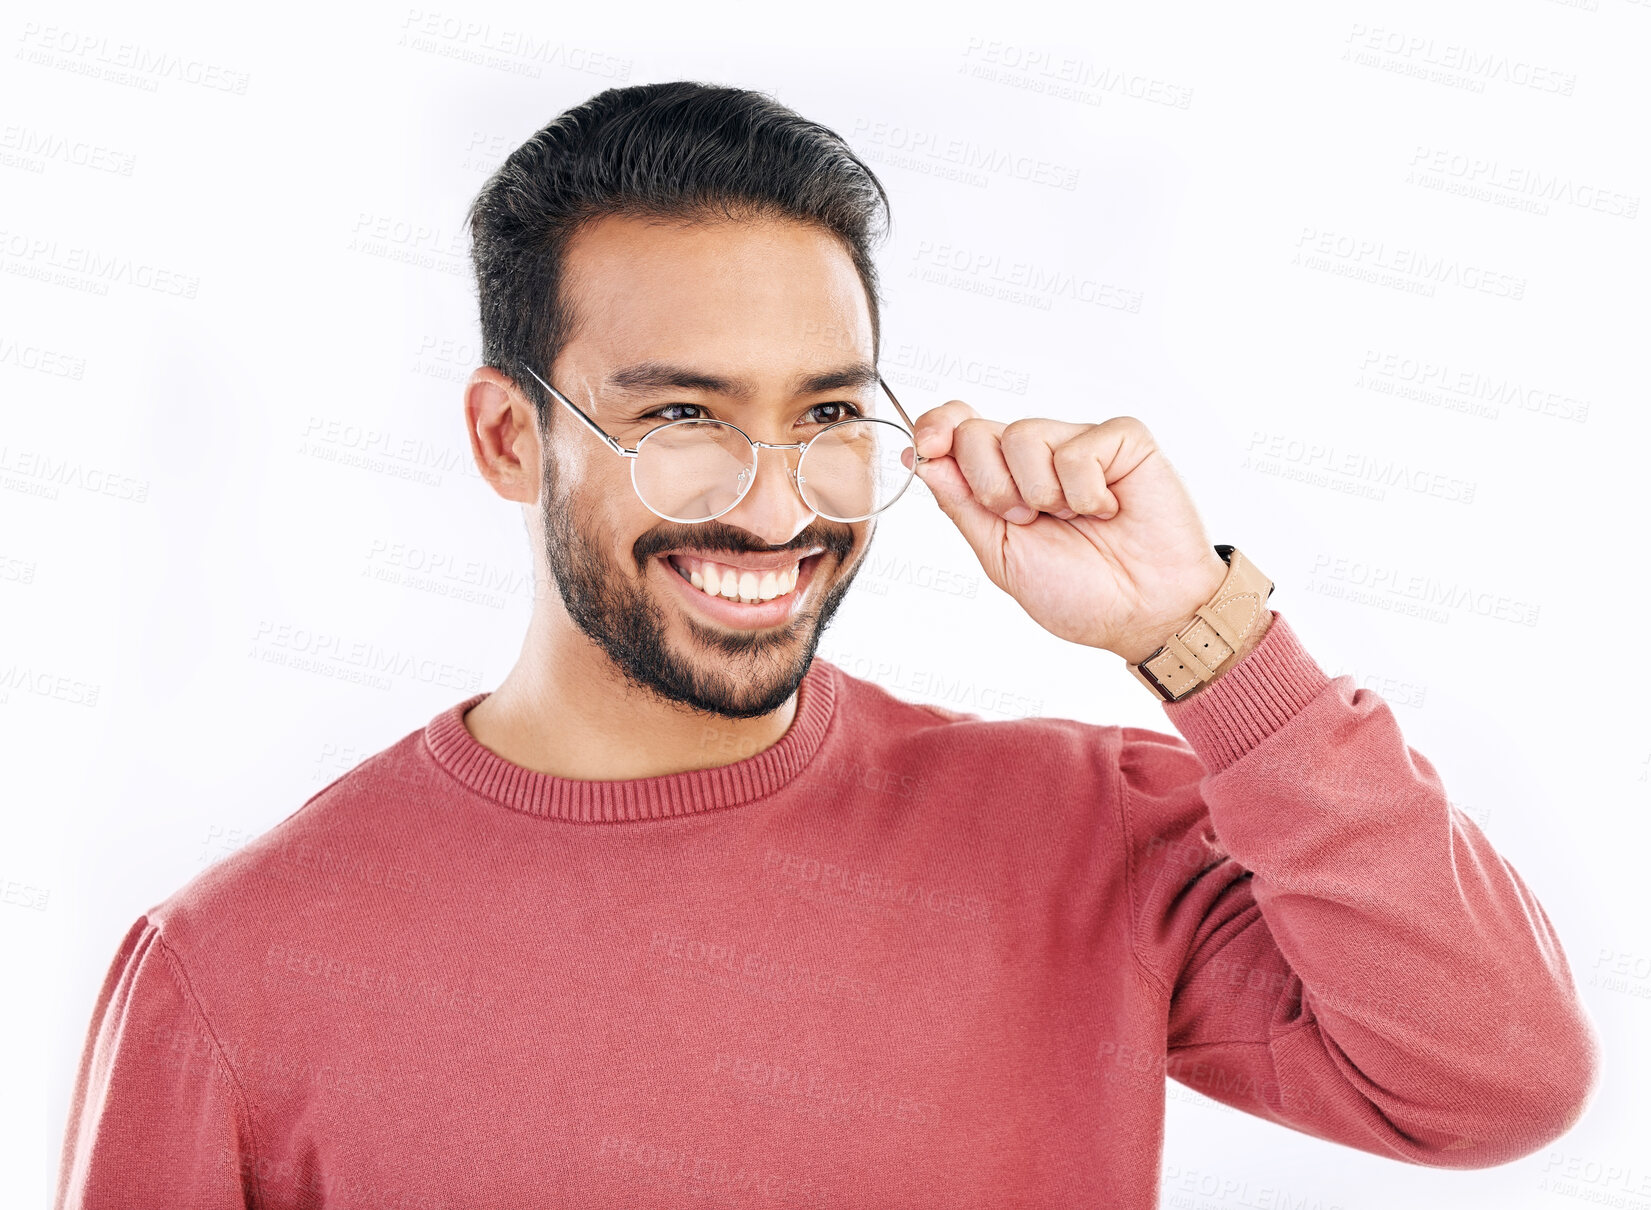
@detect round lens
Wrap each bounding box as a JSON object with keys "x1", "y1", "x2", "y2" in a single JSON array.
[
  {"x1": 797, "y1": 419, "x2": 918, "y2": 521},
  {"x1": 632, "y1": 420, "x2": 757, "y2": 522}
]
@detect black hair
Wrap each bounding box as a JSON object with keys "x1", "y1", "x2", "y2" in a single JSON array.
[{"x1": 465, "y1": 81, "x2": 893, "y2": 429}]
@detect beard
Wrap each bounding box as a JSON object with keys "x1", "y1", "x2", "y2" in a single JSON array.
[{"x1": 538, "y1": 453, "x2": 864, "y2": 721}]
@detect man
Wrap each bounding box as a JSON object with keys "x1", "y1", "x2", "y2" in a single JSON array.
[{"x1": 55, "y1": 81, "x2": 1599, "y2": 1208}]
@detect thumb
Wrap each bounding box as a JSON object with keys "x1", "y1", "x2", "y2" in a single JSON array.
[{"x1": 916, "y1": 456, "x2": 1006, "y2": 575}]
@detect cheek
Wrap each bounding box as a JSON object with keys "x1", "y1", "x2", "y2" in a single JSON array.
[
  {"x1": 847, "y1": 520, "x2": 875, "y2": 559},
  {"x1": 545, "y1": 437, "x2": 641, "y2": 514}
]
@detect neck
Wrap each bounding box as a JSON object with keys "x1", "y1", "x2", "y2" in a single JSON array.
[{"x1": 462, "y1": 601, "x2": 800, "y2": 782}]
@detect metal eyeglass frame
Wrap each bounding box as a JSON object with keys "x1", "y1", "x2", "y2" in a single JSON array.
[{"x1": 519, "y1": 364, "x2": 930, "y2": 524}]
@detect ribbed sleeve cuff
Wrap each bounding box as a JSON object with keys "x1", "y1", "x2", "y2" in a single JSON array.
[{"x1": 1160, "y1": 610, "x2": 1333, "y2": 774}]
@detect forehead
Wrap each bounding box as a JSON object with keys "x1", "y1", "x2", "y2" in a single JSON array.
[{"x1": 559, "y1": 212, "x2": 874, "y2": 369}]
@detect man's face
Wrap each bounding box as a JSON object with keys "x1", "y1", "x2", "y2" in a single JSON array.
[{"x1": 536, "y1": 212, "x2": 880, "y2": 721}]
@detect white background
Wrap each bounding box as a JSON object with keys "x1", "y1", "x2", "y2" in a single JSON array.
[{"x1": 2, "y1": 1, "x2": 1646, "y2": 1206}]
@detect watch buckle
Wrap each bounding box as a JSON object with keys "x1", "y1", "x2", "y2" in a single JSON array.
[{"x1": 1131, "y1": 651, "x2": 1184, "y2": 702}]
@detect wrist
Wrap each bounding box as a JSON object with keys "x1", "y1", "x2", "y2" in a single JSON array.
[
  {"x1": 1178, "y1": 608, "x2": 1272, "y2": 696},
  {"x1": 1112, "y1": 554, "x2": 1229, "y2": 666},
  {"x1": 1124, "y1": 546, "x2": 1276, "y2": 703}
]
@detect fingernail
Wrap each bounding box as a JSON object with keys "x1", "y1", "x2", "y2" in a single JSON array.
[
  {"x1": 1055, "y1": 508, "x2": 1077, "y2": 520},
  {"x1": 1007, "y1": 506, "x2": 1036, "y2": 524}
]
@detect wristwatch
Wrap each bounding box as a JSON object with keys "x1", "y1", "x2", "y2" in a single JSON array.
[{"x1": 1128, "y1": 545, "x2": 1274, "y2": 702}]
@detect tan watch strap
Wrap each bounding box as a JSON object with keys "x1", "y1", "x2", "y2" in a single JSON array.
[{"x1": 1129, "y1": 545, "x2": 1274, "y2": 702}]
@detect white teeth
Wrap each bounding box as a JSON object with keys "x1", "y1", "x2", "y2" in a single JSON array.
[{"x1": 670, "y1": 555, "x2": 805, "y2": 606}]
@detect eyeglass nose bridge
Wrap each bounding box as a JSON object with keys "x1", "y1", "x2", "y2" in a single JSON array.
[{"x1": 733, "y1": 438, "x2": 810, "y2": 499}]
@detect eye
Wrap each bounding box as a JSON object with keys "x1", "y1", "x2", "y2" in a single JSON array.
[
  {"x1": 804, "y1": 401, "x2": 865, "y2": 425},
  {"x1": 643, "y1": 401, "x2": 866, "y2": 424},
  {"x1": 645, "y1": 402, "x2": 712, "y2": 423}
]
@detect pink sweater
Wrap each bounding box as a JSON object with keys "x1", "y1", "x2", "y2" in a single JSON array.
[{"x1": 55, "y1": 610, "x2": 1600, "y2": 1208}]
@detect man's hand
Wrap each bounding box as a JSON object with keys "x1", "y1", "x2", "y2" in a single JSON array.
[{"x1": 908, "y1": 402, "x2": 1230, "y2": 664}]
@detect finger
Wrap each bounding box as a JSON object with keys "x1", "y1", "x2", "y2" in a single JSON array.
[
  {"x1": 914, "y1": 454, "x2": 1008, "y2": 580},
  {"x1": 1052, "y1": 417, "x2": 1152, "y2": 517},
  {"x1": 951, "y1": 416, "x2": 1041, "y2": 523},
  {"x1": 911, "y1": 400, "x2": 979, "y2": 460},
  {"x1": 999, "y1": 418, "x2": 1092, "y2": 519}
]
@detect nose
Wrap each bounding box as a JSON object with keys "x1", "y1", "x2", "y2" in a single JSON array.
[{"x1": 718, "y1": 441, "x2": 815, "y2": 545}]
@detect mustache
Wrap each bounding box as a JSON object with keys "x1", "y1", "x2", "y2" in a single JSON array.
[{"x1": 633, "y1": 521, "x2": 855, "y2": 567}]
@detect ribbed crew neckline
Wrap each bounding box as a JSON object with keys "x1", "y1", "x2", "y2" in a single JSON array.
[{"x1": 422, "y1": 658, "x2": 838, "y2": 823}]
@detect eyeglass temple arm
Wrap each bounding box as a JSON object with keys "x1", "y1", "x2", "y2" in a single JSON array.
[
  {"x1": 520, "y1": 364, "x2": 636, "y2": 458},
  {"x1": 877, "y1": 375, "x2": 930, "y2": 464}
]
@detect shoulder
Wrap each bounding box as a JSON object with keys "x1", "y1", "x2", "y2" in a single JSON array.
[
  {"x1": 817, "y1": 657, "x2": 1140, "y2": 857},
  {"x1": 146, "y1": 717, "x2": 436, "y2": 963},
  {"x1": 822, "y1": 654, "x2": 1118, "y2": 756}
]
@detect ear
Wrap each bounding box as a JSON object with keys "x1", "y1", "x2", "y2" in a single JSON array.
[{"x1": 465, "y1": 367, "x2": 542, "y2": 504}]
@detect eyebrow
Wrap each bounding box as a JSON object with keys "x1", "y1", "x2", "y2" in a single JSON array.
[{"x1": 604, "y1": 360, "x2": 879, "y2": 401}]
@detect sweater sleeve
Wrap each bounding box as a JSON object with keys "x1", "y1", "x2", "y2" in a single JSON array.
[
  {"x1": 1118, "y1": 610, "x2": 1602, "y2": 1169},
  {"x1": 55, "y1": 915, "x2": 258, "y2": 1209}
]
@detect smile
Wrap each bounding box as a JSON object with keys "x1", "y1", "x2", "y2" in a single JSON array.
[
  {"x1": 654, "y1": 550, "x2": 826, "y2": 629},
  {"x1": 666, "y1": 553, "x2": 805, "y2": 604}
]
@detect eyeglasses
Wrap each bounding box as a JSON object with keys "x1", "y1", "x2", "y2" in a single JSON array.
[{"x1": 520, "y1": 364, "x2": 930, "y2": 524}]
